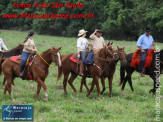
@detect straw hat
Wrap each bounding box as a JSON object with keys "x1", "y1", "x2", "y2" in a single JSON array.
[{"x1": 78, "y1": 29, "x2": 87, "y2": 36}]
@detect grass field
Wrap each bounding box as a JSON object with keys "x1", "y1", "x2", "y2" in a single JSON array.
[{"x1": 0, "y1": 30, "x2": 162, "y2": 122}]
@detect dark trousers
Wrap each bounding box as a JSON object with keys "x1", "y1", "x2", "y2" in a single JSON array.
[{"x1": 140, "y1": 49, "x2": 148, "y2": 72}]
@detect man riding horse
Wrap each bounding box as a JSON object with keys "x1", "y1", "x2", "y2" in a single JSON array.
[{"x1": 137, "y1": 27, "x2": 155, "y2": 77}]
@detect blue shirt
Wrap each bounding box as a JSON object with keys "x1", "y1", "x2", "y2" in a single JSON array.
[{"x1": 137, "y1": 34, "x2": 154, "y2": 49}]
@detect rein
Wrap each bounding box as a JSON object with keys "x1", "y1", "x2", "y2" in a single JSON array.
[{"x1": 36, "y1": 52, "x2": 50, "y2": 66}]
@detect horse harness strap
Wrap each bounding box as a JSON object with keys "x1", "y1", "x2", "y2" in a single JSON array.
[
  {"x1": 36, "y1": 52, "x2": 50, "y2": 66},
  {"x1": 93, "y1": 63, "x2": 103, "y2": 73}
]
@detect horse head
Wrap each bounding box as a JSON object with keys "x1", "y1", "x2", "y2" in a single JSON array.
[{"x1": 51, "y1": 47, "x2": 62, "y2": 67}]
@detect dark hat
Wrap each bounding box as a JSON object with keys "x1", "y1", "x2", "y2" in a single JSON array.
[
  {"x1": 96, "y1": 29, "x2": 102, "y2": 33},
  {"x1": 145, "y1": 27, "x2": 151, "y2": 32},
  {"x1": 28, "y1": 30, "x2": 35, "y2": 35}
]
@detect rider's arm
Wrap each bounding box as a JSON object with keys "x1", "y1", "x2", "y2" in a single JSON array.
[
  {"x1": 1, "y1": 39, "x2": 8, "y2": 50},
  {"x1": 137, "y1": 35, "x2": 144, "y2": 52},
  {"x1": 90, "y1": 30, "x2": 97, "y2": 40}
]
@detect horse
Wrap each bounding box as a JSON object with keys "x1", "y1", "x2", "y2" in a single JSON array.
[
  {"x1": 0, "y1": 44, "x2": 23, "y2": 58},
  {"x1": 80, "y1": 46, "x2": 127, "y2": 97},
  {"x1": 57, "y1": 44, "x2": 116, "y2": 98},
  {"x1": 119, "y1": 49, "x2": 163, "y2": 94},
  {"x1": 0, "y1": 44, "x2": 24, "y2": 86},
  {"x1": 1, "y1": 47, "x2": 62, "y2": 101}
]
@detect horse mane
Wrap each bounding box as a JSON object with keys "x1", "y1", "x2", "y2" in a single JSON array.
[{"x1": 95, "y1": 46, "x2": 106, "y2": 57}]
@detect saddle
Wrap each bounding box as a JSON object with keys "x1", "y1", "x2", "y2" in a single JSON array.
[
  {"x1": 69, "y1": 53, "x2": 82, "y2": 63},
  {"x1": 130, "y1": 49, "x2": 155, "y2": 68},
  {"x1": 10, "y1": 54, "x2": 36, "y2": 80}
]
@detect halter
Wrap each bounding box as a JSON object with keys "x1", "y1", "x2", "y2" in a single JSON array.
[{"x1": 36, "y1": 52, "x2": 50, "y2": 66}]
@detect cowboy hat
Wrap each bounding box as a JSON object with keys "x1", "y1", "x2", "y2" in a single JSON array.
[{"x1": 78, "y1": 29, "x2": 88, "y2": 37}]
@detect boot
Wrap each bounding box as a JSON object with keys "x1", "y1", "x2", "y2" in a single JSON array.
[
  {"x1": 141, "y1": 68, "x2": 146, "y2": 77},
  {"x1": 79, "y1": 64, "x2": 84, "y2": 76},
  {"x1": 19, "y1": 65, "x2": 25, "y2": 77}
]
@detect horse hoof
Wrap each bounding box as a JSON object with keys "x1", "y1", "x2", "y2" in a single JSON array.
[
  {"x1": 121, "y1": 89, "x2": 124, "y2": 92},
  {"x1": 109, "y1": 95, "x2": 112, "y2": 97},
  {"x1": 44, "y1": 97, "x2": 48, "y2": 101}
]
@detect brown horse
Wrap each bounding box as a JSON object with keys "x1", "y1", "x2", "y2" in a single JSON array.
[
  {"x1": 79, "y1": 45, "x2": 127, "y2": 97},
  {"x1": 0, "y1": 44, "x2": 24, "y2": 86},
  {"x1": 57, "y1": 45, "x2": 116, "y2": 98},
  {"x1": 1, "y1": 47, "x2": 62, "y2": 101}
]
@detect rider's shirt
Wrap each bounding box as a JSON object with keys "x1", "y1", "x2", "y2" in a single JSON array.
[
  {"x1": 92, "y1": 35, "x2": 105, "y2": 50},
  {"x1": 77, "y1": 37, "x2": 88, "y2": 51},
  {"x1": 23, "y1": 38, "x2": 35, "y2": 53},
  {"x1": 137, "y1": 34, "x2": 154, "y2": 49}
]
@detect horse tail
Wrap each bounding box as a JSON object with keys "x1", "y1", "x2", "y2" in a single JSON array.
[
  {"x1": 119, "y1": 64, "x2": 125, "y2": 86},
  {"x1": 57, "y1": 66, "x2": 62, "y2": 82}
]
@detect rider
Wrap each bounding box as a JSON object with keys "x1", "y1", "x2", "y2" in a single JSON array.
[
  {"x1": 137, "y1": 27, "x2": 155, "y2": 77},
  {"x1": 89, "y1": 29, "x2": 105, "y2": 54},
  {"x1": 77, "y1": 29, "x2": 90, "y2": 76},
  {"x1": 19, "y1": 30, "x2": 37, "y2": 77},
  {"x1": 0, "y1": 38, "x2": 8, "y2": 55}
]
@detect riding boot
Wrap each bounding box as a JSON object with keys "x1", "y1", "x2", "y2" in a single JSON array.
[
  {"x1": 79, "y1": 64, "x2": 84, "y2": 76},
  {"x1": 19, "y1": 65, "x2": 25, "y2": 77},
  {"x1": 141, "y1": 68, "x2": 146, "y2": 77}
]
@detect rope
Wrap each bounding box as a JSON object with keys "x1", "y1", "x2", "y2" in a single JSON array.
[{"x1": 36, "y1": 52, "x2": 50, "y2": 66}]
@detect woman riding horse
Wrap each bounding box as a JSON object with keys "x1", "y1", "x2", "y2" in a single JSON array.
[{"x1": 19, "y1": 30, "x2": 37, "y2": 76}]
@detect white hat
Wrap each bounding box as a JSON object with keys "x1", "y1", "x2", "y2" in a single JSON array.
[{"x1": 78, "y1": 29, "x2": 88, "y2": 37}]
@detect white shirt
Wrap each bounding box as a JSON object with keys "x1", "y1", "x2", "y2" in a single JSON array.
[
  {"x1": 0, "y1": 38, "x2": 8, "y2": 51},
  {"x1": 77, "y1": 37, "x2": 88, "y2": 51}
]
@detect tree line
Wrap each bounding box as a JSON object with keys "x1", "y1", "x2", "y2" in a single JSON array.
[{"x1": 0, "y1": 0, "x2": 163, "y2": 42}]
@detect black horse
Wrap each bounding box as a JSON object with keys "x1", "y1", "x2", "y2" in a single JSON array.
[
  {"x1": 119, "y1": 49, "x2": 163, "y2": 94},
  {"x1": 0, "y1": 44, "x2": 24, "y2": 86}
]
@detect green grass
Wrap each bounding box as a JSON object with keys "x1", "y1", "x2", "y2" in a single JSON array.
[{"x1": 0, "y1": 30, "x2": 162, "y2": 122}]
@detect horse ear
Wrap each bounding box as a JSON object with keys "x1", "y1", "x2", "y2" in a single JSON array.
[
  {"x1": 117, "y1": 46, "x2": 120, "y2": 50},
  {"x1": 107, "y1": 42, "x2": 110, "y2": 46},
  {"x1": 57, "y1": 47, "x2": 62, "y2": 50},
  {"x1": 111, "y1": 42, "x2": 113, "y2": 45},
  {"x1": 123, "y1": 46, "x2": 125, "y2": 50},
  {"x1": 52, "y1": 46, "x2": 55, "y2": 50}
]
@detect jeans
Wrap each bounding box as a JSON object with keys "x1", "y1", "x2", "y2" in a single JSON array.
[
  {"x1": 20, "y1": 51, "x2": 30, "y2": 67},
  {"x1": 140, "y1": 49, "x2": 148, "y2": 72}
]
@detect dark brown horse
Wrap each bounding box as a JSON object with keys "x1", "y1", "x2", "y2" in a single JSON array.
[
  {"x1": 57, "y1": 45, "x2": 116, "y2": 98},
  {"x1": 119, "y1": 49, "x2": 163, "y2": 94},
  {"x1": 1, "y1": 47, "x2": 62, "y2": 101},
  {"x1": 80, "y1": 46, "x2": 127, "y2": 97}
]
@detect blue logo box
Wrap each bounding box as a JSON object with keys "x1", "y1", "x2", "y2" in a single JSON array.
[{"x1": 2, "y1": 105, "x2": 33, "y2": 121}]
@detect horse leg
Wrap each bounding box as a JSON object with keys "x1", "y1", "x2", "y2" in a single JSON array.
[
  {"x1": 95, "y1": 77, "x2": 101, "y2": 98},
  {"x1": 86, "y1": 79, "x2": 96, "y2": 97},
  {"x1": 128, "y1": 74, "x2": 134, "y2": 92},
  {"x1": 68, "y1": 73, "x2": 77, "y2": 94},
  {"x1": 35, "y1": 84, "x2": 41, "y2": 101},
  {"x1": 63, "y1": 73, "x2": 69, "y2": 94},
  {"x1": 100, "y1": 77, "x2": 106, "y2": 95},
  {"x1": 4, "y1": 77, "x2": 14, "y2": 100},
  {"x1": 83, "y1": 78, "x2": 89, "y2": 92},
  {"x1": 80, "y1": 76, "x2": 86, "y2": 93},
  {"x1": 121, "y1": 75, "x2": 128, "y2": 92},
  {"x1": 108, "y1": 76, "x2": 113, "y2": 97},
  {"x1": 149, "y1": 76, "x2": 158, "y2": 94},
  {"x1": 36, "y1": 78, "x2": 48, "y2": 101}
]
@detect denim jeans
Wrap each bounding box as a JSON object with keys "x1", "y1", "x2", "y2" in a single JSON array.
[
  {"x1": 20, "y1": 51, "x2": 30, "y2": 67},
  {"x1": 140, "y1": 49, "x2": 148, "y2": 72}
]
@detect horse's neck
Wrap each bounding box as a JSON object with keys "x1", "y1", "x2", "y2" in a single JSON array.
[
  {"x1": 39, "y1": 51, "x2": 52, "y2": 66},
  {"x1": 3, "y1": 49, "x2": 18, "y2": 57},
  {"x1": 95, "y1": 47, "x2": 107, "y2": 67}
]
